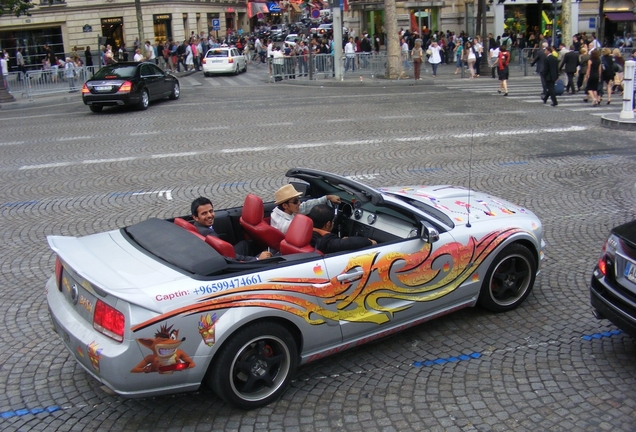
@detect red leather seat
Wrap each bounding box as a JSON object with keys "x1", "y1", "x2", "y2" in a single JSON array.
[
  {"x1": 205, "y1": 235, "x2": 236, "y2": 258},
  {"x1": 280, "y1": 214, "x2": 316, "y2": 255},
  {"x1": 174, "y1": 217, "x2": 205, "y2": 240},
  {"x1": 239, "y1": 194, "x2": 285, "y2": 252}
]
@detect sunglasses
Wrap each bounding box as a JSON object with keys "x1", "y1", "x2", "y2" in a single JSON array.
[{"x1": 287, "y1": 198, "x2": 300, "y2": 205}]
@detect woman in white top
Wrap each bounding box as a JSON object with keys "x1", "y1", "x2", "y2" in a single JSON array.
[
  {"x1": 427, "y1": 41, "x2": 443, "y2": 77},
  {"x1": 185, "y1": 44, "x2": 193, "y2": 70},
  {"x1": 465, "y1": 41, "x2": 476, "y2": 79},
  {"x1": 488, "y1": 42, "x2": 500, "y2": 79}
]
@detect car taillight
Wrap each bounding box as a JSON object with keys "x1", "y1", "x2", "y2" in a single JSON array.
[
  {"x1": 202, "y1": 58, "x2": 207, "y2": 64},
  {"x1": 93, "y1": 300, "x2": 125, "y2": 342},
  {"x1": 117, "y1": 81, "x2": 133, "y2": 93},
  {"x1": 81, "y1": 84, "x2": 90, "y2": 94},
  {"x1": 55, "y1": 257, "x2": 63, "y2": 291},
  {"x1": 598, "y1": 255, "x2": 607, "y2": 276},
  {"x1": 228, "y1": 57, "x2": 234, "y2": 63}
]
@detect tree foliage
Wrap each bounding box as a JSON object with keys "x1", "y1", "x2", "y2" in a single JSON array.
[{"x1": 0, "y1": 0, "x2": 34, "y2": 17}]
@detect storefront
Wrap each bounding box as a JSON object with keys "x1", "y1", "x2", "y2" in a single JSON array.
[
  {"x1": 153, "y1": 14, "x2": 173, "y2": 44},
  {"x1": 492, "y1": 0, "x2": 579, "y2": 42},
  {"x1": 604, "y1": 0, "x2": 636, "y2": 42},
  {"x1": 101, "y1": 17, "x2": 124, "y2": 51},
  {"x1": 0, "y1": 25, "x2": 63, "y2": 71},
  {"x1": 248, "y1": 2, "x2": 270, "y2": 29}
]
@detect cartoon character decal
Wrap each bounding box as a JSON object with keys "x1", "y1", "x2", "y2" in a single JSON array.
[
  {"x1": 88, "y1": 341, "x2": 103, "y2": 372},
  {"x1": 131, "y1": 324, "x2": 195, "y2": 374},
  {"x1": 131, "y1": 228, "x2": 524, "y2": 333},
  {"x1": 198, "y1": 313, "x2": 217, "y2": 347}
]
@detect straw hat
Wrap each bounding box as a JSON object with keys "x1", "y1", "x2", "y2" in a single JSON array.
[{"x1": 274, "y1": 184, "x2": 302, "y2": 205}]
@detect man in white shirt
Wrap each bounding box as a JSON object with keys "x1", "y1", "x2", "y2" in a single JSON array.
[
  {"x1": 270, "y1": 184, "x2": 340, "y2": 235},
  {"x1": 401, "y1": 37, "x2": 409, "y2": 72},
  {"x1": 144, "y1": 41, "x2": 155, "y2": 63},
  {"x1": 1, "y1": 54, "x2": 9, "y2": 92},
  {"x1": 267, "y1": 39, "x2": 274, "y2": 75},
  {"x1": 345, "y1": 37, "x2": 356, "y2": 72}
]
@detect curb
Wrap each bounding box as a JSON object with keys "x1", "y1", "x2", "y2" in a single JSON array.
[{"x1": 600, "y1": 113, "x2": 636, "y2": 131}]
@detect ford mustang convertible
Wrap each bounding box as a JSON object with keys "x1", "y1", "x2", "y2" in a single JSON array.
[{"x1": 46, "y1": 168, "x2": 545, "y2": 408}]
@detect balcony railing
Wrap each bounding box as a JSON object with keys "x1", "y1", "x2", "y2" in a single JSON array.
[{"x1": 39, "y1": 0, "x2": 66, "y2": 5}]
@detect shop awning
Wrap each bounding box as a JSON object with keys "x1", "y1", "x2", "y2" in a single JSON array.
[
  {"x1": 248, "y1": 2, "x2": 269, "y2": 18},
  {"x1": 605, "y1": 12, "x2": 636, "y2": 21},
  {"x1": 291, "y1": 3, "x2": 301, "y2": 12}
]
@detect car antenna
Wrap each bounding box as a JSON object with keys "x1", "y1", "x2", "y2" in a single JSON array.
[{"x1": 466, "y1": 130, "x2": 474, "y2": 228}]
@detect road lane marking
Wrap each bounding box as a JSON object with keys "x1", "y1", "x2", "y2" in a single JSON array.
[{"x1": 17, "y1": 125, "x2": 590, "y2": 171}]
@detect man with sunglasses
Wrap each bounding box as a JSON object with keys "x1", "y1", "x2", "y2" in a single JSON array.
[
  {"x1": 271, "y1": 184, "x2": 341, "y2": 234},
  {"x1": 309, "y1": 205, "x2": 376, "y2": 254}
]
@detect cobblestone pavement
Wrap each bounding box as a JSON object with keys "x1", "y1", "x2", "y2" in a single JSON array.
[{"x1": 1, "y1": 81, "x2": 635, "y2": 432}]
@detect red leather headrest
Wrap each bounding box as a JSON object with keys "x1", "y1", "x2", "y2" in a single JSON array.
[
  {"x1": 174, "y1": 217, "x2": 198, "y2": 233},
  {"x1": 242, "y1": 194, "x2": 264, "y2": 226},
  {"x1": 286, "y1": 214, "x2": 313, "y2": 247}
]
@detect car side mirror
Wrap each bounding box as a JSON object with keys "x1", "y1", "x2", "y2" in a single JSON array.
[{"x1": 420, "y1": 220, "x2": 440, "y2": 243}]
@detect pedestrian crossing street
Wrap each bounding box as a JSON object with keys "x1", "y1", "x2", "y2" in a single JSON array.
[{"x1": 442, "y1": 78, "x2": 623, "y2": 117}]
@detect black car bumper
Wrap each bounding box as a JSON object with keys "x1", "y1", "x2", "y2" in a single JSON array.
[
  {"x1": 83, "y1": 93, "x2": 140, "y2": 107},
  {"x1": 590, "y1": 274, "x2": 636, "y2": 338}
]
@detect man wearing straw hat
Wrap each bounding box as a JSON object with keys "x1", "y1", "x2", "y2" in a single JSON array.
[{"x1": 271, "y1": 184, "x2": 341, "y2": 235}]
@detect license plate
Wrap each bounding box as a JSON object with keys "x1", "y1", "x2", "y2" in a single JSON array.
[
  {"x1": 625, "y1": 261, "x2": 636, "y2": 284},
  {"x1": 95, "y1": 86, "x2": 112, "y2": 91},
  {"x1": 210, "y1": 59, "x2": 224, "y2": 63}
]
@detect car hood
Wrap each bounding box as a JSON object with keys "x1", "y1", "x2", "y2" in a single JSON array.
[{"x1": 380, "y1": 185, "x2": 536, "y2": 225}]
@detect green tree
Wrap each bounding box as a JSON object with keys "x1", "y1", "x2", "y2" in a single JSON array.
[{"x1": 0, "y1": 0, "x2": 33, "y2": 17}]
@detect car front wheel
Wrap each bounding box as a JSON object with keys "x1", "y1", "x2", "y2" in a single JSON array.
[
  {"x1": 137, "y1": 89, "x2": 149, "y2": 110},
  {"x1": 478, "y1": 243, "x2": 536, "y2": 312},
  {"x1": 169, "y1": 82, "x2": 180, "y2": 100},
  {"x1": 209, "y1": 322, "x2": 297, "y2": 409}
]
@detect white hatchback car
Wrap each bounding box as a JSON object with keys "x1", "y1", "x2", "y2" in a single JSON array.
[{"x1": 202, "y1": 47, "x2": 247, "y2": 76}]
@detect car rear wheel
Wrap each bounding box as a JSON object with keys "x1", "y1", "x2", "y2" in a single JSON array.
[
  {"x1": 478, "y1": 243, "x2": 536, "y2": 312},
  {"x1": 234, "y1": 64, "x2": 240, "y2": 75},
  {"x1": 169, "y1": 82, "x2": 180, "y2": 100},
  {"x1": 89, "y1": 105, "x2": 103, "y2": 113},
  {"x1": 209, "y1": 322, "x2": 297, "y2": 409},
  {"x1": 137, "y1": 89, "x2": 149, "y2": 110},
  {"x1": 243, "y1": 62, "x2": 247, "y2": 73}
]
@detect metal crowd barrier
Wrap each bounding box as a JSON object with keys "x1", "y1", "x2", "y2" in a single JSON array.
[
  {"x1": 268, "y1": 53, "x2": 398, "y2": 82},
  {"x1": 5, "y1": 65, "x2": 100, "y2": 100}
]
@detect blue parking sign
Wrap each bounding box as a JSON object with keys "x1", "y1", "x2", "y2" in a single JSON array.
[{"x1": 212, "y1": 19, "x2": 221, "y2": 31}]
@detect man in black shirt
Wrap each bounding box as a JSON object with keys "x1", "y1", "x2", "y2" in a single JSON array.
[{"x1": 309, "y1": 205, "x2": 376, "y2": 254}]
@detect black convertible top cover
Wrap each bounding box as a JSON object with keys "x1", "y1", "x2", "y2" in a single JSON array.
[{"x1": 124, "y1": 218, "x2": 227, "y2": 276}]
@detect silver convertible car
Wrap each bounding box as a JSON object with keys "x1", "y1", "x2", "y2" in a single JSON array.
[{"x1": 46, "y1": 168, "x2": 545, "y2": 409}]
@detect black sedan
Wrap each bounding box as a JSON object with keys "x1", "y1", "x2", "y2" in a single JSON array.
[
  {"x1": 82, "y1": 62, "x2": 180, "y2": 113},
  {"x1": 591, "y1": 220, "x2": 636, "y2": 338}
]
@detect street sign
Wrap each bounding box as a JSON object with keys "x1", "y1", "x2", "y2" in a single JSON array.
[
  {"x1": 311, "y1": 9, "x2": 320, "y2": 18},
  {"x1": 212, "y1": 19, "x2": 221, "y2": 31}
]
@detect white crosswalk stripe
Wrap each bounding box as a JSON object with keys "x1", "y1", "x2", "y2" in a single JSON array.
[{"x1": 442, "y1": 79, "x2": 623, "y2": 117}]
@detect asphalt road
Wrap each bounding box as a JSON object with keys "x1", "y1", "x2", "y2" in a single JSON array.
[{"x1": 1, "y1": 78, "x2": 635, "y2": 431}]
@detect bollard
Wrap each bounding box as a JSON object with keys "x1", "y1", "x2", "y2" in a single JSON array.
[{"x1": 621, "y1": 60, "x2": 635, "y2": 120}]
